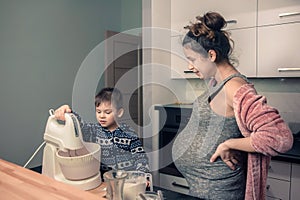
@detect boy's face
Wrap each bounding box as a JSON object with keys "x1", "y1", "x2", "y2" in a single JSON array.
[{"x1": 95, "y1": 101, "x2": 122, "y2": 131}]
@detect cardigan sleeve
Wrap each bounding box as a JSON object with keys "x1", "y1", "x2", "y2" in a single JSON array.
[{"x1": 233, "y1": 84, "x2": 293, "y2": 156}]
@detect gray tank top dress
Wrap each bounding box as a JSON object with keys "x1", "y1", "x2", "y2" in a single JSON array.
[{"x1": 172, "y1": 74, "x2": 248, "y2": 200}]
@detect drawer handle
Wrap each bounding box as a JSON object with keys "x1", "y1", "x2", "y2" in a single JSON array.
[
  {"x1": 266, "y1": 185, "x2": 270, "y2": 190},
  {"x1": 171, "y1": 182, "x2": 190, "y2": 190},
  {"x1": 226, "y1": 20, "x2": 237, "y2": 24},
  {"x1": 278, "y1": 68, "x2": 300, "y2": 72},
  {"x1": 279, "y1": 12, "x2": 300, "y2": 18}
]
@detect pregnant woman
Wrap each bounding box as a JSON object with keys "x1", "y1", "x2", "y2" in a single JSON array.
[{"x1": 172, "y1": 11, "x2": 293, "y2": 200}]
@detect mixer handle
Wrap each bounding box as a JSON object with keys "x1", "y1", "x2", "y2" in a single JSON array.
[
  {"x1": 48, "y1": 109, "x2": 79, "y2": 137},
  {"x1": 49, "y1": 109, "x2": 55, "y2": 116},
  {"x1": 44, "y1": 109, "x2": 84, "y2": 150},
  {"x1": 69, "y1": 114, "x2": 80, "y2": 137}
]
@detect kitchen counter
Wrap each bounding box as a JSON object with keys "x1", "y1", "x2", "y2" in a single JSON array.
[
  {"x1": 273, "y1": 140, "x2": 300, "y2": 164},
  {"x1": 0, "y1": 159, "x2": 104, "y2": 200},
  {"x1": 0, "y1": 159, "x2": 200, "y2": 200}
]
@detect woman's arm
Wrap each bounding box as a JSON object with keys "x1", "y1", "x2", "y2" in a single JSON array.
[
  {"x1": 211, "y1": 83, "x2": 293, "y2": 169},
  {"x1": 232, "y1": 84, "x2": 293, "y2": 155}
]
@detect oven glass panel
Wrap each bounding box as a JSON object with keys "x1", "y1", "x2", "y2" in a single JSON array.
[{"x1": 158, "y1": 107, "x2": 192, "y2": 178}]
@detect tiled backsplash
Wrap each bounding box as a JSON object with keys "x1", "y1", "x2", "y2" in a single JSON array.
[
  {"x1": 251, "y1": 78, "x2": 300, "y2": 132},
  {"x1": 261, "y1": 91, "x2": 300, "y2": 132}
]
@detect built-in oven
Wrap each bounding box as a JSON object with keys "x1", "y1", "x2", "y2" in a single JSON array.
[{"x1": 156, "y1": 105, "x2": 192, "y2": 185}]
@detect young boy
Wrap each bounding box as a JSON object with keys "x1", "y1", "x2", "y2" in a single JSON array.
[{"x1": 54, "y1": 87, "x2": 149, "y2": 173}]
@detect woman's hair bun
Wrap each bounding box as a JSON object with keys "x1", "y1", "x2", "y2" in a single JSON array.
[
  {"x1": 183, "y1": 11, "x2": 234, "y2": 64},
  {"x1": 200, "y1": 12, "x2": 227, "y2": 31}
]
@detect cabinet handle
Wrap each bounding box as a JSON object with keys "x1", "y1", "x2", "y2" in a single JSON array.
[
  {"x1": 278, "y1": 68, "x2": 300, "y2": 72},
  {"x1": 184, "y1": 70, "x2": 194, "y2": 73},
  {"x1": 266, "y1": 185, "x2": 270, "y2": 190},
  {"x1": 279, "y1": 12, "x2": 300, "y2": 18},
  {"x1": 171, "y1": 181, "x2": 190, "y2": 190},
  {"x1": 226, "y1": 20, "x2": 237, "y2": 24}
]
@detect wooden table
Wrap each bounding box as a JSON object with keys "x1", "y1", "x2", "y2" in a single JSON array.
[{"x1": 0, "y1": 159, "x2": 106, "y2": 200}]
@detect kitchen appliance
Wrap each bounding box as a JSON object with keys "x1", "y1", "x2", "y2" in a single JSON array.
[
  {"x1": 42, "y1": 110, "x2": 101, "y2": 190},
  {"x1": 157, "y1": 105, "x2": 192, "y2": 178},
  {"x1": 155, "y1": 105, "x2": 192, "y2": 193}
]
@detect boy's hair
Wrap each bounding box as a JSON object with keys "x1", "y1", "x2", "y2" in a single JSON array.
[{"x1": 95, "y1": 87, "x2": 123, "y2": 110}]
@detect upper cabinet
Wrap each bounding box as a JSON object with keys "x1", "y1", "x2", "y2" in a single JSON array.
[
  {"x1": 230, "y1": 28, "x2": 257, "y2": 77},
  {"x1": 170, "y1": 0, "x2": 257, "y2": 78},
  {"x1": 257, "y1": 23, "x2": 300, "y2": 77},
  {"x1": 258, "y1": 0, "x2": 300, "y2": 26},
  {"x1": 257, "y1": 0, "x2": 300, "y2": 77},
  {"x1": 170, "y1": 0, "x2": 300, "y2": 78},
  {"x1": 171, "y1": 0, "x2": 256, "y2": 33}
]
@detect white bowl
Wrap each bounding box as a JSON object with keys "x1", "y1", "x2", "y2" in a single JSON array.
[{"x1": 56, "y1": 142, "x2": 100, "y2": 180}]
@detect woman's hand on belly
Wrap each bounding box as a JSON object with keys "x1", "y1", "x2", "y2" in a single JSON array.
[{"x1": 209, "y1": 141, "x2": 241, "y2": 170}]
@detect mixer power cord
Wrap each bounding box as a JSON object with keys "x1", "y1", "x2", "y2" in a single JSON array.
[{"x1": 23, "y1": 141, "x2": 46, "y2": 168}]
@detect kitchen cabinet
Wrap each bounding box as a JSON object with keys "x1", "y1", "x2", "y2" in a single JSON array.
[
  {"x1": 171, "y1": 0, "x2": 256, "y2": 33},
  {"x1": 258, "y1": 0, "x2": 300, "y2": 26},
  {"x1": 170, "y1": 0, "x2": 257, "y2": 78},
  {"x1": 170, "y1": 0, "x2": 300, "y2": 78},
  {"x1": 257, "y1": 23, "x2": 300, "y2": 77},
  {"x1": 230, "y1": 28, "x2": 256, "y2": 77},
  {"x1": 266, "y1": 160, "x2": 291, "y2": 200},
  {"x1": 291, "y1": 163, "x2": 300, "y2": 200},
  {"x1": 171, "y1": 35, "x2": 197, "y2": 79},
  {"x1": 266, "y1": 159, "x2": 300, "y2": 200},
  {"x1": 257, "y1": 0, "x2": 300, "y2": 77}
]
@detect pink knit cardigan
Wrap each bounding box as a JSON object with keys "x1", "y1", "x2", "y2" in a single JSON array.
[{"x1": 233, "y1": 84, "x2": 293, "y2": 200}]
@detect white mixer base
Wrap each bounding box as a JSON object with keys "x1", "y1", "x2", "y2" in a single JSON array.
[{"x1": 55, "y1": 172, "x2": 102, "y2": 191}]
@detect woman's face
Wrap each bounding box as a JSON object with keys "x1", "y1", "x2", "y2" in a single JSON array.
[{"x1": 183, "y1": 46, "x2": 217, "y2": 79}]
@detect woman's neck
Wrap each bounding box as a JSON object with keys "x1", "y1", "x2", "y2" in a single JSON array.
[{"x1": 214, "y1": 63, "x2": 238, "y2": 83}]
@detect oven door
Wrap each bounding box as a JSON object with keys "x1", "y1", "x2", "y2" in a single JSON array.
[{"x1": 159, "y1": 126, "x2": 184, "y2": 177}]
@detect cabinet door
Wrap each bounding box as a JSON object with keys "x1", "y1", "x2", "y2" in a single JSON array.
[
  {"x1": 268, "y1": 160, "x2": 291, "y2": 181},
  {"x1": 258, "y1": 0, "x2": 300, "y2": 26},
  {"x1": 170, "y1": 0, "x2": 257, "y2": 78},
  {"x1": 170, "y1": 29, "x2": 257, "y2": 78},
  {"x1": 230, "y1": 28, "x2": 256, "y2": 77},
  {"x1": 171, "y1": 0, "x2": 256, "y2": 33},
  {"x1": 171, "y1": 35, "x2": 198, "y2": 79},
  {"x1": 257, "y1": 22, "x2": 300, "y2": 77},
  {"x1": 266, "y1": 177, "x2": 290, "y2": 200},
  {"x1": 291, "y1": 163, "x2": 300, "y2": 200}
]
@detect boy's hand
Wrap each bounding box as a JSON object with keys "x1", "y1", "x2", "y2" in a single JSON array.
[{"x1": 54, "y1": 105, "x2": 72, "y2": 121}]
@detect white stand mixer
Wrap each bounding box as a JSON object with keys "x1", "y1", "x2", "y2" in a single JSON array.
[{"x1": 42, "y1": 111, "x2": 102, "y2": 190}]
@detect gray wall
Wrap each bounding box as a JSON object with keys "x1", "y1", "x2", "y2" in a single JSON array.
[{"x1": 0, "y1": 0, "x2": 141, "y2": 167}]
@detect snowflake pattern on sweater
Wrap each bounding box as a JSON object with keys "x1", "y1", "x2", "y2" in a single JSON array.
[{"x1": 73, "y1": 112, "x2": 150, "y2": 173}]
